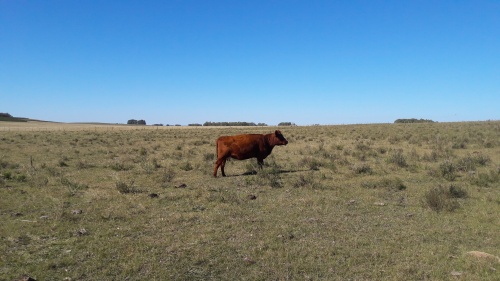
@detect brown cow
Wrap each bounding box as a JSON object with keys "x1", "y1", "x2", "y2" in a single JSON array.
[{"x1": 213, "y1": 130, "x2": 288, "y2": 177}]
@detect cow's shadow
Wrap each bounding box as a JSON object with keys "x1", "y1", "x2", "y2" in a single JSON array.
[{"x1": 235, "y1": 168, "x2": 305, "y2": 177}]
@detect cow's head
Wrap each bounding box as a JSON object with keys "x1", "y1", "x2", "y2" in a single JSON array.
[{"x1": 273, "y1": 130, "x2": 288, "y2": 146}]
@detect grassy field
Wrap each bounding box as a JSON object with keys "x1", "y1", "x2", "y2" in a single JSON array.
[{"x1": 1, "y1": 121, "x2": 499, "y2": 280}]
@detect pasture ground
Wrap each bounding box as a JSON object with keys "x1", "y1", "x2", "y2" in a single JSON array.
[{"x1": 1, "y1": 121, "x2": 499, "y2": 280}]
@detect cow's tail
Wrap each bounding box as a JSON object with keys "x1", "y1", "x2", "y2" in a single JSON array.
[{"x1": 215, "y1": 139, "x2": 218, "y2": 162}]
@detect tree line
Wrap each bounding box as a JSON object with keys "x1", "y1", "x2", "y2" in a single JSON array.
[
  {"x1": 0, "y1": 113, "x2": 28, "y2": 122},
  {"x1": 127, "y1": 119, "x2": 147, "y2": 125},
  {"x1": 201, "y1": 121, "x2": 267, "y2": 126},
  {"x1": 128, "y1": 119, "x2": 297, "y2": 126},
  {"x1": 394, "y1": 118, "x2": 435, "y2": 124}
]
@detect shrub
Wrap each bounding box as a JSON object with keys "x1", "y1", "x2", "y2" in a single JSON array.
[
  {"x1": 161, "y1": 168, "x2": 176, "y2": 187},
  {"x1": 449, "y1": 184, "x2": 468, "y2": 198},
  {"x1": 457, "y1": 153, "x2": 490, "y2": 172},
  {"x1": 179, "y1": 162, "x2": 193, "y2": 171},
  {"x1": 14, "y1": 174, "x2": 27, "y2": 182},
  {"x1": 457, "y1": 155, "x2": 477, "y2": 172},
  {"x1": 204, "y1": 153, "x2": 214, "y2": 162},
  {"x1": 115, "y1": 180, "x2": 141, "y2": 194},
  {"x1": 352, "y1": 163, "x2": 372, "y2": 174},
  {"x1": 293, "y1": 173, "x2": 323, "y2": 189},
  {"x1": 470, "y1": 169, "x2": 499, "y2": 187},
  {"x1": 388, "y1": 149, "x2": 408, "y2": 168},
  {"x1": 473, "y1": 153, "x2": 490, "y2": 166},
  {"x1": 257, "y1": 161, "x2": 283, "y2": 188},
  {"x1": 424, "y1": 184, "x2": 464, "y2": 212},
  {"x1": 377, "y1": 147, "x2": 388, "y2": 154},
  {"x1": 361, "y1": 177, "x2": 406, "y2": 191},
  {"x1": 110, "y1": 162, "x2": 133, "y2": 171},
  {"x1": 439, "y1": 160, "x2": 456, "y2": 181},
  {"x1": 76, "y1": 161, "x2": 94, "y2": 170},
  {"x1": 61, "y1": 177, "x2": 89, "y2": 195},
  {"x1": 293, "y1": 173, "x2": 313, "y2": 188},
  {"x1": 425, "y1": 186, "x2": 448, "y2": 212},
  {"x1": 244, "y1": 163, "x2": 258, "y2": 175},
  {"x1": 27, "y1": 168, "x2": 49, "y2": 188},
  {"x1": 355, "y1": 140, "x2": 371, "y2": 151},
  {"x1": 300, "y1": 157, "x2": 322, "y2": 171},
  {"x1": 2, "y1": 171, "x2": 12, "y2": 180}
]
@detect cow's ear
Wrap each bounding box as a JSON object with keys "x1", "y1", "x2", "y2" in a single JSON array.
[{"x1": 275, "y1": 130, "x2": 281, "y2": 136}]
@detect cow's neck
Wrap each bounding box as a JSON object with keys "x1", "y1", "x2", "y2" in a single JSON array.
[{"x1": 264, "y1": 134, "x2": 276, "y2": 153}]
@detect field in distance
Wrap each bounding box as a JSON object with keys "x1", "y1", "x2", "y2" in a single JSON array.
[{"x1": 1, "y1": 121, "x2": 499, "y2": 280}]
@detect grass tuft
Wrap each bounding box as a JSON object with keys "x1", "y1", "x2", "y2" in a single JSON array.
[
  {"x1": 424, "y1": 184, "x2": 466, "y2": 212},
  {"x1": 388, "y1": 149, "x2": 408, "y2": 168},
  {"x1": 115, "y1": 180, "x2": 142, "y2": 194}
]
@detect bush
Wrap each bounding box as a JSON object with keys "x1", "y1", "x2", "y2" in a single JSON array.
[
  {"x1": 361, "y1": 177, "x2": 406, "y2": 191},
  {"x1": 2, "y1": 171, "x2": 12, "y2": 180},
  {"x1": 424, "y1": 184, "x2": 465, "y2": 212},
  {"x1": 257, "y1": 161, "x2": 283, "y2": 188},
  {"x1": 161, "y1": 168, "x2": 176, "y2": 187},
  {"x1": 115, "y1": 180, "x2": 141, "y2": 194},
  {"x1": 293, "y1": 173, "x2": 323, "y2": 189},
  {"x1": 61, "y1": 177, "x2": 89, "y2": 195},
  {"x1": 204, "y1": 153, "x2": 214, "y2": 162},
  {"x1": 439, "y1": 160, "x2": 456, "y2": 181},
  {"x1": 457, "y1": 153, "x2": 490, "y2": 172},
  {"x1": 110, "y1": 162, "x2": 133, "y2": 171},
  {"x1": 470, "y1": 169, "x2": 500, "y2": 187},
  {"x1": 300, "y1": 157, "x2": 322, "y2": 171},
  {"x1": 425, "y1": 186, "x2": 448, "y2": 212},
  {"x1": 352, "y1": 163, "x2": 372, "y2": 174},
  {"x1": 449, "y1": 184, "x2": 468, "y2": 198},
  {"x1": 179, "y1": 162, "x2": 193, "y2": 171},
  {"x1": 388, "y1": 149, "x2": 408, "y2": 168}
]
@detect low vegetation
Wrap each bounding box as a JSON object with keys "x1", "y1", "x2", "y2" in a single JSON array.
[{"x1": 1, "y1": 121, "x2": 499, "y2": 280}]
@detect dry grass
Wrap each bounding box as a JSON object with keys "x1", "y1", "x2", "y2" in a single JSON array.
[{"x1": 1, "y1": 121, "x2": 499, "y2": 280}]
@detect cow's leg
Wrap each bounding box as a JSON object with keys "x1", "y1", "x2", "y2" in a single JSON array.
[
  {"x1": 220, "y1": 159, "x2": 227, "y2": 177},
  {"x1": 214, "y1": 157, "x2": 225, "y2": 177},
  {"x1": 257, "y1": 158, "x2": 264, "y2": 169}
]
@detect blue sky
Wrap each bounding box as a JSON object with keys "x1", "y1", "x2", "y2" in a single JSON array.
[{"x1": 1, "y1": 0, "x2": 499, "y2": 125}]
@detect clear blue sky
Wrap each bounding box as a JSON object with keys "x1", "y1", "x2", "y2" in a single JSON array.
[{"x1": 1, "y1": 1, "x2": 499, "y2": 125}]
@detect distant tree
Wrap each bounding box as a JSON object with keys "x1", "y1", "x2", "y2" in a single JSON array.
[
  {"x1": 152, "y1": 124, "x2": 163, "y2": 126},
  {"x1": 188, "y1": 123, "x2": 203, "y2": 126},
  {"x1": 203, "y1": 121, "x2": 259, "y2": 126},
  {"x1": 0, "y1": 113, "x2": 28, "y2": 122},
  {"x1": 394, "y1": 118, "x2": 435, "y2": 124},
  {"x1": 278, "y1": 122, "x2": 296, "y2": 126},
  {"x1": 127, "y1": 119, "x2": 146, "y2": 125}
]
